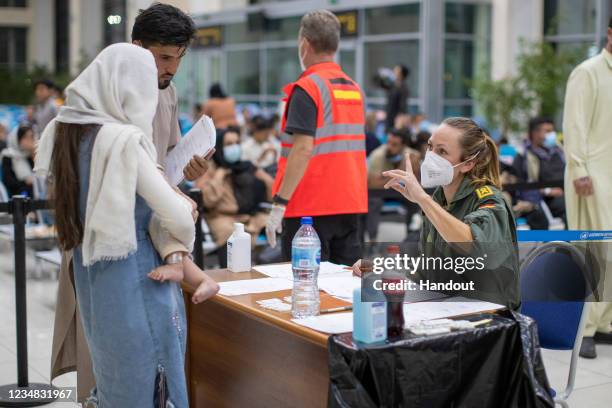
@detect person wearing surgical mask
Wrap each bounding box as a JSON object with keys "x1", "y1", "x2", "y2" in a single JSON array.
[
  {"x1": 353, "y1": 117, "x2": 520, "y2": 310},
  {"x1": 366, "y1": 128, "x2": 420, "y2": 242},
  {"x1": 195, "y1": 127, "x2": 274, "y2": 266},
  {"x1": 512, "y1": 117, "x2": 566, "y2": 226}
]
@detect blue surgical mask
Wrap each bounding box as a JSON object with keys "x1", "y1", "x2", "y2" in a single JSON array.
[
  {"x1": 543, "y1": 131, "x2": 557, "y2": 148},
  {"x1": 223, "y1": 144, "x2": 241, "y2": 163},
  {"x1": 388, "y1": 154, "x2": 403, "y2": 164}
]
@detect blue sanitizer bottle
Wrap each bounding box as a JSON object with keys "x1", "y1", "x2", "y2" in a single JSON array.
[{"x1": 352, "y1": 286, "x2": 387, "y2": 344}]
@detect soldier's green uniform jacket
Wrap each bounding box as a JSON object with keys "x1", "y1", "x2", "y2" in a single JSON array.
[{"x1": 419, "y1": 177, "x2": 520, "y2": 310}]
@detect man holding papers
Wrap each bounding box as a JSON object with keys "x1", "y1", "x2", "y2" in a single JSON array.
[
  {"x1": 50, "y1": 4, "x2": 214, "y2": 402},
  {"x1": 132, "y1": 3, "x2": 212, "y2": 180}
]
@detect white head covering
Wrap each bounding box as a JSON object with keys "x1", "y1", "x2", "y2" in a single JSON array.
[
  {"x1": 56, "y1": 43, "x2": 157, "y2": 142},
  {"x1": 36, "y1": 42, "x2": 159, "y2": 172},
  {"x1": 1, "y1": 125, "x2": 34, "y2": 182},
  {"x1": 35, "y1": 43, "x2": 161, "y2": 266}
]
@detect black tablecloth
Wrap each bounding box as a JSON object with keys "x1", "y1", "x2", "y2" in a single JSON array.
[{"x1": 328, "y1": 311, "x2": 554, "y2": 408}]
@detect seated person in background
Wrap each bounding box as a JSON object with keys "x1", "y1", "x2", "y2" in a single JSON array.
[
  {"x1": 195, "y1": 128, "x2": 272, "y2": 264},
  {"x1": 393, "y1": 113, "x2": 412, "y2": 134},
  {"x1": 411, "y1": 112, "x2": 431, "y2": 135},
  {"x1": 0, "y1": 122, "x2": 8, "y2": 152},
  {"x1": 241, "y1": 115, "x2": 280, "y2": 172},
  {"x1": 192, "y1": 103, "x2": 202, "y2": 123},
  {"x1": 512, "y1": 117, "x2": 566, "y2": 226},
  {"x1": 202, "y1": 83, "x2": 238, "y2": 130},
  {"x1": 1, "y1": 125, "x2": 36, "y2": 197},
  {"x1": 366, "y1": 128, "x2": 421, "y2": 241},
  {"x1": 413, "y1": 130, "x2": 431, "y2": 163},
  {"x1": 501, "y1": 162, "x2": 549, "y2": 230},
  {"x1": 365, "y1": 111, "x2": 382, "y2": 157}
]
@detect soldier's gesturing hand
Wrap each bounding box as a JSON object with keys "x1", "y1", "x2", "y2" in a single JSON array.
[{"x1": 383, "y1": 152, "x2": 428, "y2": 204}]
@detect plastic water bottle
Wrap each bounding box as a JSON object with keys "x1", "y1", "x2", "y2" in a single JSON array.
[{"x1": 291, "y1": 217, "x2": 321, "y2": 318}]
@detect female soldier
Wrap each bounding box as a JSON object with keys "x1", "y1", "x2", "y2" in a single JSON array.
[{"x1": 355, "y1": 117, "x2": 519, "y2": 309}]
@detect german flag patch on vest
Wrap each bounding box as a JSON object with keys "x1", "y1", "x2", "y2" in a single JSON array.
[
  {"x1": 475, "y1": 186, "x2": 494, "y2": 199},
  {"x1": 330, "y1": 78, "x2": 362, "y2": 101},
  {"x1": 478, "y1": 203, "x2": 497, "y2": 210}
]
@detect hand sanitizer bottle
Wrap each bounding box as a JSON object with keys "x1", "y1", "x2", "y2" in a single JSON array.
[
  {"x1": 227, "y1": 223, "x2": 251, "y2": 272},
  {"x1": 352, "y1": 286, "x2": 387, "y2": 344}
]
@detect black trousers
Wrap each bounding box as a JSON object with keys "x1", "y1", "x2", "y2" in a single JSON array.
[{"x1": 281, "y1": 214, "x2": 362, "y2": 266}]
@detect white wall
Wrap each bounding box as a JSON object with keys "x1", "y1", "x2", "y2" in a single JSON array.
[
  {"x1": 69, "y1": 0, "x2": 103, "y2": 75},
  {"x1": 491, "y1": 0, "x2": 544, "y2": 79}
]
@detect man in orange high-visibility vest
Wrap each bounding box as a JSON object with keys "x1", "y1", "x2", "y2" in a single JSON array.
[{"x1": 265, "y1": 9, "x2": 368, "y2": 266}]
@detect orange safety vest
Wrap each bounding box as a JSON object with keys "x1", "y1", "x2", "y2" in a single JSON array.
[{"x1": 272, "y1": 62, "x2": 368, "y2": 218}]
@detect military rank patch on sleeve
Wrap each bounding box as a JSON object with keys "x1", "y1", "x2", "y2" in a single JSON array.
[{"x1": 475, "y1": 186, "x2": 494, "y2": 199}]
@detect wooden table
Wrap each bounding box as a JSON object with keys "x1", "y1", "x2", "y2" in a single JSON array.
[{"x1": 182, "y1": 267, "x2": 351, "y2": 408}]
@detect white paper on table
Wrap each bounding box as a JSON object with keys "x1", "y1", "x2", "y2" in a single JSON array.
[
  {"x1": 165, "y1": 115, "x2": 216, "y2": 185},
  {"x1": 403, "y1": 298, "x2": 504, "y2": 325},
  {"x1": 253, "y1": 261, "x2": 348, "y2": 280},
  {"x1": 318, "y1": 274, "x2": 361, "y2": 302},
  {"x1": 291, "y1": 312, "x2": 353, "y2": 334},
  {"x1": 218, "y1": 278, "x2": 293, "y2": 296}
]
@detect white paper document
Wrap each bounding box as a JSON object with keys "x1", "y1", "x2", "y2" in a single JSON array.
[
  {"x1": 318, "y1": 275, "x2": 361, "y2": 302},
  {"x1": 165, "y1": 115, "x2": 216, "y2": 185},
  {"x1": 403, "y1": 298, "x2": 504, "y2": 325},
  {"x1": 253, "y1": 261, "x2": 348, "y2": 280},
  {"x1": 291, "y1": 312, "x2": 353, "y2": 334},
  {"x1": 218, "y1": 278, "x2": 293, "y2": 296}
]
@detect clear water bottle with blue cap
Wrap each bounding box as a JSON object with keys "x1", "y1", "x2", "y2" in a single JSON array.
[{"x1": 291, "y1": 217, "x2": 321, "y2": 318}]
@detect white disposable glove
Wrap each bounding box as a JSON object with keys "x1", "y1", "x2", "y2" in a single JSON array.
[{"x1": 265, "y1": 204, "x2": 286, "y2": 248}]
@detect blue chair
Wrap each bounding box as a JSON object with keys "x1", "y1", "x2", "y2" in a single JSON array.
[{"x1": 520, "y1": 241, "x2": 590, "y2": 408}]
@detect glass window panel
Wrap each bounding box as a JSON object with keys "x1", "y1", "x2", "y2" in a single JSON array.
[
  {"x1": 549, "y1": 41, "x2": 593, "y2": 60},
  {"x1": 265, "y1": 47, "x2": 301, "y2": 95},
  {"x1": 13, "y1": 27, "x2": 26, "y2": 67},
  {"x1": 444, "y1": 3, "x2": 491, "y2": 98},
  {"x1": 443, "y1": 104, "x2": 473, "y2": 118},
  {"x1": 227, "y1": 49, "x2": 260, "y2": 94},
  {"x1": 264, "y1": 16, "x2": 301, "y2": 41},
  {"x1": 444, "y1": 40, "x2": 474, "y2": 99},
  {"x1": 0, "y1": 0, "x2": 26, "y2": 6},
  {"x1": 225, "y1": 22, "x2": 261, "y2": 44},
  {"x1": 0, "y1": 29, "x2": 9, "y2": 66},
  {"x1": 544, "y1": 0, "x2": 597, "y2": 35},
  {"x1": 339, "y1": 50, "x2": 356, "y2": 80},
  {"x1": 364, "y1": 41, "x2": 419, "y2": 98},
  {"x1": 445, "y1": 2, "x2": 491, "y2": 35},
  {"x1": 365, "y1": 4, "x2": 420, "y2": 35}
]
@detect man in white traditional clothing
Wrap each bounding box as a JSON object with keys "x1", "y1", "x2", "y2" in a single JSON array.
[{"x1": 563, "y1": 17, "x2": 612, "y2": 359}]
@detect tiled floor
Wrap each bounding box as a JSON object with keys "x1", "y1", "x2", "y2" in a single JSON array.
[{"x1": 0, "y1": 223, "x2": 611, "y2": 407}]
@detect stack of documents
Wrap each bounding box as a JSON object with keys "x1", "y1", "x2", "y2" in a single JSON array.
[
  {"x1": 165, "y1": 115, "x2": 216, "y2": 185},
  {"x1": 291, "y1": 313, "x2": 353, "y2": 334},
  {"x1": 253, "y1": 262, "x2": 348, "y2": 280},
  {"x1": 218, "y1": 278, "x2": 293, "y2": 296},
  {"x1": 318, "y1": 275, "x2": 361, "y2": 302},
  {"x1": 403, "y1": 298, "x2": 504, "y2": 325}
]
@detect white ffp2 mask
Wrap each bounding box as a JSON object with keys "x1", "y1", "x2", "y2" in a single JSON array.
[{"x1": 420, "y1": 150, "x2": 479, "y2": 188}]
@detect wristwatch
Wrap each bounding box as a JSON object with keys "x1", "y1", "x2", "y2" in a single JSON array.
[
  {"x1": 165, "y1": 253, "x2": 184, "y2": 265},
  {"x1": 272, "y1": 194, "x2": 290, "y2": 206}
]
